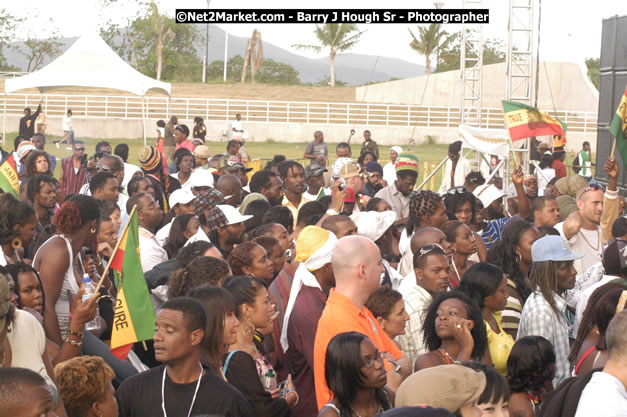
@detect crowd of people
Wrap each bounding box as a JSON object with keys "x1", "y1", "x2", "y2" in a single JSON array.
[{"x1": 1, "y1": 117, "x2": 626, "y2": 417}]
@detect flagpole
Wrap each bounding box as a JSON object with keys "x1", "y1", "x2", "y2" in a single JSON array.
[
  {"x1": 94, "y1": 205, "x2": 138, "y2": 294},
  {"x1": 610, "y1": 136, "x2": 617, "y2": 161}
]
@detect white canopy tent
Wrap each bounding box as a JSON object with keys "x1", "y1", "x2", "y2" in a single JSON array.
[{"x1": 3, "y1": 32, "x2": 171, "y2": 145}]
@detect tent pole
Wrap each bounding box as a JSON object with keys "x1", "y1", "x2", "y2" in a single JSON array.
[
  {"x1": 142, "y1": 95, "x2": 146, "y2": 147},
  {"x1": 2, "y1": 93, "x2": 6, "y2": 146}
]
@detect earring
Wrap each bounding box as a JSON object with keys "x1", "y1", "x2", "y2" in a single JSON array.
[
  {"x1": 90, "y1": 227, "x2": 97, "y2": 234},
  {"x1": 515, "y1": 252, "x2": 522, "y2": 264},
  {"x1": 11, "y1": 237, "x2": 22, "y2": 249},
  {"x1": 244, "y1": 316, "x2": 255, "y2": 337}
]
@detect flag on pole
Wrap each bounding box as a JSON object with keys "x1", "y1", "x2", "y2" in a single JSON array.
[
  {"x1": 109, "y1": 209, "x2": 156, "y2": 360},
  {"x1": 0, "y1": 154, "x2": 19, "y2": 196},
  {"x1": 610, "y1": 86, "x2": 627, "y2": 163},
  {"x1": 502, "y1": 100, "x2": 566, "y2": 141}
]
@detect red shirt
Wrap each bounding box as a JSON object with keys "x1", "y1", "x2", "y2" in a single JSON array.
[
  {"x1": 553, "y1": 159, "x2": 566, "y2": 178},
  {"x1": 176, "y1": 139, "x2": 195, "y2": 152}
]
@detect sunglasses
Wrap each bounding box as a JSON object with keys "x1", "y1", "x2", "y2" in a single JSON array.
[
  {"x1": 74, "y1": 147, "x2": 85, "y2": 152},
  {"x1": 446, "y1": 186, "x2": 468, "y2": 195},
  {"x1": 579, "y1": 183, "x2": 604, "y2": 199},
  {"x1": 415, "y1": 243, "x2": 444, "y2": 259}
]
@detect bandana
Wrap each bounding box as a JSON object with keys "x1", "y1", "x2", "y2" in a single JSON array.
[
  {"x1": 194, "y1": 188, "x2": 225, "y2": 219},
  {"x1": 281, "y1": 226, "x2": 337, "y2": 352}
]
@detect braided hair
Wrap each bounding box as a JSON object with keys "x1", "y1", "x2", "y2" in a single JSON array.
[{"x1": 407, "y1": 190, "x2": 443, "y2": 234}]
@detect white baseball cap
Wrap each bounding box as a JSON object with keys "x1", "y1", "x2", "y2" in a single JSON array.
[
  {"x1": 190, "y1": 169, "x2": 215, "y2": 188},
  {"x1": 351, "y1": 210, "x2": 397, "y2": 242},
  {"x1": 212, "y1": 204, "x2": 253, "y2": 227},
  {"x1": 473, "y1": 184, "x2": 505, "y2": 208},
  {"x1": 168, "y1": 188, "x2": 195, "y2": 209}
]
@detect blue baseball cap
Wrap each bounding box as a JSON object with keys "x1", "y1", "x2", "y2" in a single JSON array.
[{"x1": 531, "y1": 235, "x2": 584, "y2": 263}]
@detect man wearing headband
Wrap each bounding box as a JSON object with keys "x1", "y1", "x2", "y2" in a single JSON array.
[{"x1": 282, "y1": 226, "x2": 337, "y2": 417}]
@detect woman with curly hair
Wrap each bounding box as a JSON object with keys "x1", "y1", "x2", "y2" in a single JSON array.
[
  {"x1": 414, "y1": 291, "x2": 488, "y2": 372},
  {"x1": 253, "y1": 236, "x2": 286, "y2": 279},
  {"x1": 443, "y1": 189, "x2": 487, "y2": 262},
  {"x1": 24, "y1": 149, "x2": 54, "y2": 179},
  {"x1": 486, "y1": 220, "x2": 541, "y2": 338},
  {"x1": 318, "y1": 332, "x2": 393, "y2": 417},
  {"x1": 357, "y1": 151, "x2": 377, "y2": 169},
  {"x1": 507, "y1": 336, "x2": 556, "y2": 417},
  {"x1": 0, "y1": 193, "x2": 38, "y2": 265},
  {"x1": 228, "y1": 241, "x2": 274, "y2": 284},
  {"x1": 443, "y1": 220, "x2": 477, "y2": 288},
  {"x1": 167, "y1": 255, "x2": 231, "y2": 298},
  {"x1": 163, "y1": 213, "x2": 200, "y2": 258},
  {"x1": 569, "y1": 283, "x2": 627, "y2": 375},
  {"x1": 54, "y1": 355, "x2": 118, "y2": 417},
  {"x1": 170, "y1": 148, "x2": 195, "y2": 192}
]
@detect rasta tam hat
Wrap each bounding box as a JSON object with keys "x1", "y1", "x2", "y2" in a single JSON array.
[
  {"x1": 395, "y1": 153, "x2": 419, "y2": 174},
  {"x1": 138, "y1": 145, "x2": 161, "y2": 172}
]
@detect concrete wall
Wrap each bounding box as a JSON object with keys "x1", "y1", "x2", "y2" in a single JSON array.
[
  {"x1": 1, "y1": 114, "x2": 595, "y2": 153},
  {"x1": 355, "y1": 61, "x2": 600, "y2": 113}
]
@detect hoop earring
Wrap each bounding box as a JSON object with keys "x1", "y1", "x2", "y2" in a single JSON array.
[
  {"x1": 515, "y1": 252, "x2": 522, "y2": 264},
  {"x1": 90, "y1": 227, "x2": 97, "y2": 234},
  {"x1": 11, "y1": 237, "x2": 22, "y2": 249}
]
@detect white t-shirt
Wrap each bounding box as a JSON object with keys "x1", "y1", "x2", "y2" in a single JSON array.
[
  {"x1": 382, "y1": 162, "x2": 397, "y2": 186},
  {"x1": 575, "y1": 372, "x2": 627, "y2": 417},
  {"x1": 155, "y1": 220, "x2": 174, "y2": 247},
  {"x1": 536, "y1": 168, "x2": 556, "y2": 196},
  {"x1": 555, "y1": 222, "x2": 602, "y2": 277},
  {"x1": 62, "y1": 115, "x2": 72, "y2": 131}
]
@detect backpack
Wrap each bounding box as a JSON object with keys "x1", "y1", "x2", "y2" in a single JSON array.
[{"x1": 572, "y1": 153, "x2": 582, "y2": 174}]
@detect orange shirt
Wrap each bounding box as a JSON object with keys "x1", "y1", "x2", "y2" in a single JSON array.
[{"x1": 313, "y1": 289, "x2": 403, "y2": 410}]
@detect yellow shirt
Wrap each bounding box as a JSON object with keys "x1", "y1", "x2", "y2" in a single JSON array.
[
  {"x1": 485, "y1": 312, "x2": 515, "y2": 376},
  {"x1": 282, "y1": 195, "x2": 310, "y2": 228}
]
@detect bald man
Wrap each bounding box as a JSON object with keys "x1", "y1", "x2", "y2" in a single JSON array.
[
  {"x1": 313, "y1": 236, "x2": 410, "y2": 410},
  {"x1": 215, "y1": 174, "x2": 243, "y2": 207},
  {"x1": 320, "y1": 214, "x2": 358, "y2": 239},
  {"x1": 410, "y1": 227, "x2": 453, "y2": 256}
]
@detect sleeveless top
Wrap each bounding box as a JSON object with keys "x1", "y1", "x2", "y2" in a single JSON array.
[
  {"x1": 485, "y1": 312, "x2": 516, "y2": 376},
  {"x1": 574, "y1": 346, "x2": 603, "y2": 376},
  {"x1": 33, "y1": 235, "x2": 84, "y2": 337},
  {"x1": 321, "y1": 390, "x2": 392, "y2": 416}
]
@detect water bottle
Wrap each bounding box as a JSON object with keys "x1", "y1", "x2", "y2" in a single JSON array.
[
  {"x1": 261, "y1": 369, "x2": 277, "y2": 391},
  {"x1": 81, "y1": 274, "x2": 100, "y2": 331}
]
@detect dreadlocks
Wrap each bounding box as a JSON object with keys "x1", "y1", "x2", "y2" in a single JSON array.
[{"x1": 406, "y1": 190, "x2": 443, "y2": 234}]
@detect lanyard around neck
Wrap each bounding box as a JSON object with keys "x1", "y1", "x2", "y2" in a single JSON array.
[{"x1": 161, "y1": 362, "x2": 203, "y2": 417}]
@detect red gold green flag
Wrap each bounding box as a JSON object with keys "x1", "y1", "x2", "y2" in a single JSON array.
[
  {"x1": 610, "y1": 86, "x2": 627, "y2": 164},
  {"x1": 0, "y1": 154, "x2": 19, "y2": 196},
  {"x1": 109, "y1": 209, "x2": 156, "y2": 360},
  {"x1": 502, "y1": 100, "x2": 566, "y2": 141}
]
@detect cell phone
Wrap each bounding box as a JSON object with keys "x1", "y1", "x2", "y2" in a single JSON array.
[{"x1": 278, "y1": 380, "x2": 288, "y2": 398}]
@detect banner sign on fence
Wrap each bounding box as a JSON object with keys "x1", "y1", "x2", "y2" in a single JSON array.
[{"x1": 458, "y1": 125, "x2": 510, "y2": 157}]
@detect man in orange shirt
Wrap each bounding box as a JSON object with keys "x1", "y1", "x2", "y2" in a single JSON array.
[{"x1": 313, "y1": 236, "x2": 411, "y2": 410}]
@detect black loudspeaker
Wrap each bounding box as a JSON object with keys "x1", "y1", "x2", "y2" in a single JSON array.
[{"x1": 595, "y1": 14, "x2": 627, "y2": 187}]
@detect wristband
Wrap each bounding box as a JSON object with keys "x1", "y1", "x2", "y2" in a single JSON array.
[
  {"x1": 66, "y1": 329, "x2": 83, "y2": 339},
  {"x1": 63, "y1": 336, "x2": 83, "y2": 348},
  {"x1": 326, "y1": 209, "x2": 339, "y2": 216},
  {"x1": 287, "y1": 389, "x2": 299, "y2": 406}
]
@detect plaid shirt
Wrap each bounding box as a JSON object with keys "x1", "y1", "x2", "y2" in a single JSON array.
[
  {"x1": 397, "y1": 273, "x2": 432, "y2": 366},
  {"x1": 517, "y1": 291, "x2": 570, "y2": 387}
]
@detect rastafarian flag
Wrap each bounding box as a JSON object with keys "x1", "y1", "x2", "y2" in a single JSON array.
[{"x1": 502, "y1": 100, "x2": 566, "y2": 141}]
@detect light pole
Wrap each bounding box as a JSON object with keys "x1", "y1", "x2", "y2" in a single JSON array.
[
  {"x1": 434, "y1": 2, "x2": 445, "y2": 73},
  {"x1": 205, "y1": 0, "x2": 210, "y2": 83}
]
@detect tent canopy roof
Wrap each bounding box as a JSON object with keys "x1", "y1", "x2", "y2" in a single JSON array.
[{"x1": 5, "y1": 33, "x2": 171, "y2": 96}]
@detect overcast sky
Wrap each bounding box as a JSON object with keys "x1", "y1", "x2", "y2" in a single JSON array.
[{"x1": 6, "y1": 0, "x2": 625, "y2": 67}]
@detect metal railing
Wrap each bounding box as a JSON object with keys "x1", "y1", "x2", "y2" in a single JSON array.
[{"x1": 1, "y1": 93, "x2": 598, "y2": 132}]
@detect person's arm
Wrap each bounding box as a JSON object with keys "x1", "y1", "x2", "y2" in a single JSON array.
[
  {"x1": 303, "y1": 142, "x2": 316, "y2": 160},
  {"x1": 601, "y1": 158, "x2": 620, "y2": 243},
  {"x1": 36, "y1": 242, "x2": 70, "y2": 345},
  {"x1": 512, "y1": 164, "x2": 531, "y2": 220},
  {"x1": 31, "y1": 103, "x2": 42, "y2": 121}
]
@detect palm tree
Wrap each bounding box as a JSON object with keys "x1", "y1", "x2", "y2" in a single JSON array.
[
  {"x1": 292, "y1": 24, "x2": 364, "y2": 87},
  {"x1": 147, "y1": 2, "x2": 174, "y2": 81},
  {"x1": 408, "y1": 24, "x2": 456, "y2": 75}
]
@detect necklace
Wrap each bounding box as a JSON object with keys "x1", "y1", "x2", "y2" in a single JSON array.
[
  {"x1": 579, "y1": 228, "x2": 600, "y2": 252},
  {"x1": 350, "y1": 403, "x2": 384, "y2": 417},
  {"x1": 450, "y1": 257, "x2": 468, "y2": 287},
  {"x1": 526, "y1": 389, "x2": 540, "y2": 406},
  {"x1": 161, "y1": 362, "x2": 203, "y2": 417},
  {"x1": 438, "y1": 347, "x2": 460, "y2": 364}
]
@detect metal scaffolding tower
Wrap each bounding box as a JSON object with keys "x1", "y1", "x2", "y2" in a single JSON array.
[
  {"x1": 459, "y1": 0, "x2": 484, "y2": 127},
  {"x1": 506, "y1": 0, "x2": 535, "y2": 170}
]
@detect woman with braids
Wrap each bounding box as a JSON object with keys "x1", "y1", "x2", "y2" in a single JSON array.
[
  {"x1": 398, "y1": 190, "x2": 449, "y2": 276},
  {"x1": 569, "y1": 283, "x2": 627, "y2": 375},
  {"x1": 517, "y1": 235, "x2": 583, "y2": 388},
  {"x1": 0, "y1": 193, "x2": 38, "y2": 265},
  {"x1": 167, "y1": 255, "x2": 231, "y2": 298},
  {"x1": 443, "y1": 220, "x2": 477, "y2": 288},
  {"x1": 507, "y1": 336, "x2": 556, "y2": 417},
  {"x1": 162, "y1": 213, "x2": 200, "y2": 258},
  {"x1": 414, "y1": 291, "x2": 489, "y2": 372},
  {"x1": 33, "y1": 194, "x2": 138, "y2": 383},
  {"x1": 229, "y1": 241, "x2": 275, "y2": 285},
  {"x1": 318, "y1": 332, "x2": 393, "y2": 417},
  {"x1": 443, "y1": 189, "x2": 487, "y2": 262},
  {"x1": 54, "y1": 355, "x2": 118, "y2": 417},
  {"x1": 487, "y1": 220, "x2": 541, "y2": 338},
  {"x1": 187, "y1": 286, "x2": 240, "y2": 376}
]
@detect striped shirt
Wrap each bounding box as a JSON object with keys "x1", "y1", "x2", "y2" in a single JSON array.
[
  {"x1": 397, "y1": 273, "x2": 432, "y2": 366},
  {"x1": 517, "y1": 291, "x2": 570, "y2": 387},
  {"x1": 481, "y1": 217, "x2": 508, "y2": 249},
  {"x1": 501, "y1": 278, "x2": 524, "y2": 339},
  {"x1": 60, "y1": 156, "x2": 87, "y2": 200}
]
